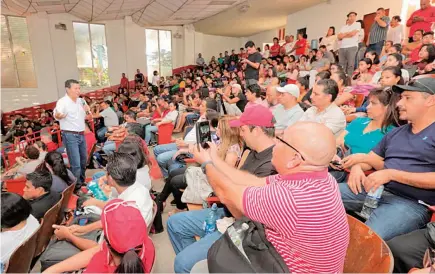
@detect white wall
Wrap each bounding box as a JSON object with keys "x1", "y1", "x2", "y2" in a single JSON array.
[
  {"x1": 246, "y1": 27, "x2": 284, "y2": 49},
  {"x1": 194, "y1": 32, "x2": 244, "y2": 63},
  {"x1": 286, "y1": 0, "x2": 403, "y2": 41}
]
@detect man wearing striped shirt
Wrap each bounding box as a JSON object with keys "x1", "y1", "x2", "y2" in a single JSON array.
[
  {"x1": 367, "y1": 8, "x2": 391, "y2": 55},
  {"x1": 194, "y1": 122, "x2": 350, "y2": 273}
]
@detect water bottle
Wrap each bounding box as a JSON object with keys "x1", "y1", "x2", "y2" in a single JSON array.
[
  {"x1": 87, "y1": 181, "x2": 108, "y2": 201},
  {"x1": 229, "y1": 223, "x2": 249, "y2": 256},
  {"x1": 204, "y1": 203, "x2": 218, "y2": 235},
  {"x1": 360, "y1": 185, "x2": 384, "y2": 219}
]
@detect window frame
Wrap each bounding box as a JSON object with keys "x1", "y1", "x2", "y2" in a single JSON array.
[
  {"x1": 145, "y1": 28, "x2": 173, "y2": 80},
  {"x1": 72, "y1": 21, "x2": 110, "y2": 89},
  {"x1": 1, "y1": 15, "x2": 37, "y2": 88}
]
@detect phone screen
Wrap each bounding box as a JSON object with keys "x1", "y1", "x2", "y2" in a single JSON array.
[{"x1": 196, "y1": 121, "x2": 211, "y2": 149}]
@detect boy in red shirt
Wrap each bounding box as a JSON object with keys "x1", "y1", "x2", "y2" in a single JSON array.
[{"x1": 270, "y1": 37, "x2": 281, "y2": 58}]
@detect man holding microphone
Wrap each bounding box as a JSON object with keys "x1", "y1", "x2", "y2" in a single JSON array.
[{"x1": 54, "y1": 79, "x2": 90, "y2": 189}]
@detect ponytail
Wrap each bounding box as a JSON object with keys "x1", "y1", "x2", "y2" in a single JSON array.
[{"x1": 115, "y1": 249, "x2": 145, "y2": 274}]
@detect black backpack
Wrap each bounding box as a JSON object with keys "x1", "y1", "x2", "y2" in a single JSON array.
[{"x1": 207, "y1": 216, "x2": 290, "y2": 273}]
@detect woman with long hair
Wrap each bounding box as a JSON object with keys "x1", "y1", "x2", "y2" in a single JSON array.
[
  {"x1": 331, "y1": 87, "x2": 401, "y2": 183},
  {"x1": 365, "y1": 50, "x2": 381, "y2": 71},
  {"x1": 262, "y1": 44, "x2": 270, "y2": 59},
  {"x1": 320, "y1": 26, "x2": 338, "y2": 53},
  {"x1": 156, "y1": 116, "x2": 243, "y2": 215},
  {"x1": 258, "y1": 67, "x2": 277, "y2": 86},
  {"x1": 416, "y1": 44, "x2": 435, "y2": 75},
  {"x1": 36, "y1": 151, "x2": 76, "y2": 193},
  {"x1": 371, "y1": 53, "x2": 410, "y2": 84},
  {"x1": 332, "y1": 71, "x2": 355, "y2": 107},
  {"x1": 351, "y1": 58, "x2": 374, "y2": 86}
]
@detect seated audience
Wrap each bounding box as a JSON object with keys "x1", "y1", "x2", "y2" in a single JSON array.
[
  {"x1": 153, "y1": 99, "x2": 218, "y2": 178},
  {"x1": 295, "y1": 77, "x2": 310, "y2": 105},
  {"x1": 351, "y1": 58, "x2": 374, "y2": 86},
  {"x1": 339, "y1": 78, "x2": 435, "y2": 241},
  {"x1": 245, "y1": 84, "x2": 266, "y2": 109},
  {"x1": 41, "y1": 133, "x2": 58, "y2": 152},
  {"x1": 365, "y1": 50, "x2": 381, "y2": 71},
  {"x1": 92, "y1": 101, "x2": 120, "y2": 143},
  {"x1": 415, "y1": 44, "x2": 435, "y2": 75},
  {"x1": 191, "y1": 122, "x2": 349, "y2": 272},
  {"x1": 36, "y1": 151, "x2": 76, "y2": 193},
  {"x1": 43, "y1": 199, "x2": 155, "y2": 274},
  {"x1": 299, "y1": 79, "x2": 346, "y2": 137},
  {"x1": 34, "y1": 140, "x2": 48, "y2": 161},
  {"x1": 218, "y1": 84, "x2": 247, "y2": 112},
  {"x1": 23, "y1": 170, "x2": 61, "y2": 220},
  {"x1": 273, "y1": 84, "x2": 304, "y2": 135},
  {"x1": 2, "y1": 145, "x2": 42, "y2": 179},
  {"x1": 333, "y1": 71, "x2": 355, "y2": 107},
  {"x1": 330, "y1": 88, "x2": 400, "y2": 183},
  {"x1": 371, "y1": 53, "x2": 410, "y2": 84},
  {"x1": 166, "y1": 105, "x2": 277, "y2": 273},
  {"x1": 308, "y1": 49, "x2": 331, "y2": 88},
  {"x1": 1, "y1": 193, "x2": 40, "y2": 269},
  {"x1": 144, "y1": 101, "x2": 178, "y2": 145}
]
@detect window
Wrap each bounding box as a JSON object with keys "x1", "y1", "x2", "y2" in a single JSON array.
[
  {"x1": 1, "y1": 15, "x2": 37, "y2": 88},
  {"x1": 145, "y1": 29, "x2": 172, "y2": 80},
  {"x1": 73, "y1": 22, "x2": 109, "y2": 88}
]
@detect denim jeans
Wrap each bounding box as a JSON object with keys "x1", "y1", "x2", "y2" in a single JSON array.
[
  {"x1": 144, "y1": 125, "x2": 158, "y2": 145},
  {"x1": 186, "y1": 113, "x2": 200, "y2": 125},
  {"x1": 62, "y1": 132, "x2": 87, "y2": 185},
  {"x1": 367, "y1": 40, "x2": 384, "y2": 56},
  {"x1": 97, "y1": 126, "x2": 107, "y2": 143},
  {"x1": 339, "y1": 183, "x2": 430, "y2": 240},
  {"x1": 153, "y1": 143, "x2": 185, "y2": 178},
  {"x1": 102, "y1": 140, "x2": 116, "y2": 155},
  {"x1": 167, "y1": 208, "x2": 226, "y2": 273}
]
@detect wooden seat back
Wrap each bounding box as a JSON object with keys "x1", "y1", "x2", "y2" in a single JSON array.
[
  {"x1": 34, "y1": 200, "x2": 62, "y2": 257},
  {"x1": 57, "y1": 183, "x2": 76, "y2": 224},
  {"x1": 344, "y1": 215, "x2": 394, "y2": 273},
  {"x1": 6, "y1": 224, "x2": 40, "y2": 273}
]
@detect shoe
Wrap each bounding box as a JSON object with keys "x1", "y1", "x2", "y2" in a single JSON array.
[{"x1": 170, "y1": 199, "x2": 176, "y2": 206}]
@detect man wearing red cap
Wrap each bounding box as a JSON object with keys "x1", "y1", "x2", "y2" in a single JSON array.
[
  {"x1": 192, "y1": 121, "x2": 349, "y2": 273},
  {"x1": 167, "y1": 105, "x2": 277, "y2": 273}
]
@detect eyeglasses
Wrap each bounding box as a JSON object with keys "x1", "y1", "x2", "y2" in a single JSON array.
[{"x1": 276, "y1": 136, "x2": 305, "y2": 161}]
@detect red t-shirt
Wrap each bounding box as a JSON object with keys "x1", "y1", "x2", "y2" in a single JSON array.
[
  {"x1": 84, "y1": 240, "x2": 155, "y2": 274},
  {"x1": 410, "y1": 45, "x2": 422, "y2": 64},
  {"x1": 406, "y1": 7, "x2": 435, "y2": 37},
  {"x1": 120, "y1": 77, "x2": 129, "y2": 88},
  {"x1": 270, "y1": 44, "x2": 281, "y2": 57},
  {"x1": 243, "y1": 170, "x2": 349, "y2": 273},
  {"x1": 295, "y1": 39, "x2": 307, "y2": 56},
  {"x1": 46, "y1": 141, "x2": 58, "y2": 152}
]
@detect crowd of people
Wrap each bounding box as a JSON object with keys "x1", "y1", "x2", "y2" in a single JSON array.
[{"x1": 1, "y1": 1, "x2": 435, "y2": 273}]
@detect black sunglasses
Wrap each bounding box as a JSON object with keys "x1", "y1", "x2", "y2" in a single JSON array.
[{"x1": 276, "y1": 136, "x2": 305, "y2": 161}]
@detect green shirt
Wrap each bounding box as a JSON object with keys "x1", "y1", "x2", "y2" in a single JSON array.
[{"x1": 344, "y1": 117, "x2": 394, "y2": 154}]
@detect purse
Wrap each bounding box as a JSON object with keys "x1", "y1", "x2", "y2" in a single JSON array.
[{"x1": 181, "y1": 166, "x2": 213, "y2": 204}]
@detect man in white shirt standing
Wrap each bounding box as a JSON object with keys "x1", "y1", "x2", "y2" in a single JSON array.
[
  {"x1": 54, "y1": 79, "x2": 89, "y2": 188},
  {"x1": 338, "y1": 12, "x2": 361, "y2": 77},
  {"x1": 283, "y1": 35, "x2": 295, "y2": 55},
  {"x1": 299, "y1": 79, "x2": 346, "y2": 137}
]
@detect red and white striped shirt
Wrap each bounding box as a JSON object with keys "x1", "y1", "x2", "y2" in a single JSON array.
[{"x1": 243, "y1": 170, "x2": 349, "y2": 273}]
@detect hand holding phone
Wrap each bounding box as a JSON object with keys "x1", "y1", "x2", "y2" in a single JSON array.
[{"x1": 196, "y1": 121, "x2": 211, "y2": 150}]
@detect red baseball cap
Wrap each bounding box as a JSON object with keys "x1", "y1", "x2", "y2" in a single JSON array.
[
  {"x1": 229, "y1": 105, "x2": 274, "y2": 128},
  {"x1": 101, "y1": 199, "x2": 147, "y2": 254}
]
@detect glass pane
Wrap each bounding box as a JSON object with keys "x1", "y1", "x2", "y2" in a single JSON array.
[
  {"x1": 1, "y1": 15, "x2": 18, "y2": 88},
  {"x1": 73, "y1": 22, "x2": 93, "y2": 87},
  {"x1": 8, "y1": 16, "x2": 37, "y2": 88},
  {"x1": 146, "y1": 29, "x2": 159, "y2": 81},
  {"x1": 90, "y1": 24, "x2": 109, "y2": 87},
  {"x1": 159, "y1": 30, "x2": 172, "y2": 78}
]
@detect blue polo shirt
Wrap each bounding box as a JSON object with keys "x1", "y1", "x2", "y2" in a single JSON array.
[
  {"x1": 372, "y1": 122, "x2": 435, "y2": 204},
  {"x1": 344, "y1": 117, "x2": 394, "y2": 154}
]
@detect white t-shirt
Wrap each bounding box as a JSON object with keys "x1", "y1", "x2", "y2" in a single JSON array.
[
  {"x1": 1, "y1": 215, "x2": 40, "y2": 264},
  {"x1": 163, "y1": 110, "x2": 179, "y2": 124},
  {"x1": 136, "y1": 165, "x2": 152, "y2": 190},
  {"x1": 100, "y1": 107, "x2": 119, "y2": 127},
  {"x1": 54, "y1": 95, "x2": 86, "y2": 132},
  {"x1": 339, "y1": 22, "x2": 361, "y2": 49},
  {"x1": 116, "y1": 181, "x2": 153, "y2": 226},
  {"x1": 387, "y1": 25, "x2": 404, "y2": 45},
  {"x1": 299, "y1": 103, "x2": 346, "y2": 137},
  {"x1": 152, "y1": 75, "x2": 160, "y2": 86}
]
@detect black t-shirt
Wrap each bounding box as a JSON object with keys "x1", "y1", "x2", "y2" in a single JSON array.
[
  {"x1": 235, "y1": 92, "x2": 247, "y2": 112},
  {"x1": 135, "y1": 73, "x2": 144, "y2": 83},
  {"x1": 28, "y1": 191, "x2": 61, "y2": 220},
  {"x1": 245, "y1": 52, "x2": 262, "y2": 80}
]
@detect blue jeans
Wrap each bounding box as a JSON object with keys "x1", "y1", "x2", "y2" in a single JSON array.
[
  {"x1": 339, "y1": 183, "x2": 430, "y2": 240},
  {"x1": 186, "y1": 113, "x2": 200, "y2": 125},
  {"x1": 62, "y1": 132, "x2": 87, "y2": 184},
  {"x1": 145, "y1": 125, "x2": 158, "y2": 145},
  {"x1": 97, "y1": 127, "x2": 107, "y2": 143},
  {"x1": 367, "y1": 40, "x2": 384, "y2": 56},
  {"x1": 102, "y1": 140, "x2": 116, "y2": 155},
  {"x1": 153, "y1": 143, "x2": 185, "y2": 178},
  {"x1": 167, "y1": 208, "x2": 226, "y2": 273}
]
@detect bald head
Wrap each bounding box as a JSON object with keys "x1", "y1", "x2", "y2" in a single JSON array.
[
  {"x1": 421, "y1": 0, "x2": 430, "y2": 9},
  {"x1": 284, "y1": 122, "x2": 336, "y2": 166},
  {"x1": 266, "y1": 85, "x2": 278, "y2": 105}
]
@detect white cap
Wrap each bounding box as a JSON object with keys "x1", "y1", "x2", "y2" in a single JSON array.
[
  {"x1": 232, "y1": 83, "x2": 242, "y2": 90},
  {"x1": 276, "y1": 84, "x2": 300, "y2": 98}
]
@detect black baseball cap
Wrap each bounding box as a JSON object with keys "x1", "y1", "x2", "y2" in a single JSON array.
[
  {"x1": 392, "y1": 78, "x2": 435, "y2": 95},
  {"x1": 245, "y1": 41, "x2": 255, "y2": 48}
]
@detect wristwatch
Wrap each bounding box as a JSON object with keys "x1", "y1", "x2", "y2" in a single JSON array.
[{"x1": 201, "y1": 161, "x2": 213, "y2": 174}]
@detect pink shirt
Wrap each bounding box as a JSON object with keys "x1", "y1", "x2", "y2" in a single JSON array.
[
  {"x1": 406, "y1": 7, "x2": 435, "y2": 37},
  {"x1": 243, "y1": 170, "x2": 349, "y2": 273}
]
